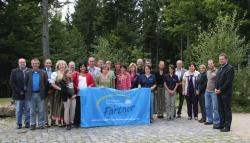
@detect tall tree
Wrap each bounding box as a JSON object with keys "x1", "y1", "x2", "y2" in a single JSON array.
[
  {"x1": 42, "y1": 0, "x2": 50, "y2": 59},
  {"x1": 72, "y1": 0, "x2": 98, "y2": 51}
]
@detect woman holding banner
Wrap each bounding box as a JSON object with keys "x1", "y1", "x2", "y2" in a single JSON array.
[
  {"x1": 72, "y1": 62, "x2": 95, "y2": 127},
  {"x1": 138, "y1": 65, "x2": 156, "y2": 123}
]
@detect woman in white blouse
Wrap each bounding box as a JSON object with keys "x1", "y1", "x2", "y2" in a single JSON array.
[{"x1": 182, "y1": 63, "x2": 200, "y2": 120}]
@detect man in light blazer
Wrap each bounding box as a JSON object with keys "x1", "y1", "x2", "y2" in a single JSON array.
[{"x1": 175, "y1": 60, "x2": 187, "y2": 118}]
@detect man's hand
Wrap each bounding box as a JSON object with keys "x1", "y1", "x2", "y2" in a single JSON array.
[
  {"x1": 71, "y1": 95, "x2": 77, "y2": 99},
  {"x1": 150, "y1": 87, "x2": 154, "y2": 91},
  {"x1": 215, "y1": 89, "x2": 221, "y2": 95},
  {"x1": 196, "y1": 90, "x2": 200, "y2": 96}
]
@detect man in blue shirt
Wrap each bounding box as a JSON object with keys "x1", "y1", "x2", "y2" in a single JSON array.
[{"x1": 26, "y1": 58, "x2": 48, "y2": 130}]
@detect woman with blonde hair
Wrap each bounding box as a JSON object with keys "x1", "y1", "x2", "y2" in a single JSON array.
[
  {"x1": 196, "y1": 64, "x2": 207, "y2": 123},
  {"x1": 49, "y1": 60, "x2": 68, "y2": 126},
  {"x1": 128, "y1": 63, "x2": 140, "y2": 89}
]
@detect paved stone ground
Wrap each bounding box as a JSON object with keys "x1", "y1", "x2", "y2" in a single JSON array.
[{"x1": 0, "y1": 114, "x2": 249, "y2": 143}]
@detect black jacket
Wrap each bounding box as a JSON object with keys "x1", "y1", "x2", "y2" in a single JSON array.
[
  {"x1": 216, "y1": 64, "x2": 234, "y2": 95},
  {"x1": 196, "y1": 72, "x2": 207, "y2": 95},
  {"x1": 42, "y1": 67, "x2": 54, "y2": 79},
  {"x1": 59, "y1": 80, "x2": 75, "y2": 102},
  {"x1": 9, "y1": 68, "x2": 31, "y2": 100},
  {"x1": 131, "y1": 73, "x2": 140, "y2": 89}
]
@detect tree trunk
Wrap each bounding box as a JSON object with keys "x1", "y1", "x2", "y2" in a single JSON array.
[
  {"x1": 42, "y1": 0, "x2": 49, "y2": 59},
  {"x1": 180, "y1": 34, "x2": 183, "y2": 60}
]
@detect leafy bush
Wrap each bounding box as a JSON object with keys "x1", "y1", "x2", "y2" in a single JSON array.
[
  {"x1": 184, "y1": 11, "x2": 249, "y2": 66},
  {"x1": 91, "y1": 33, "x2": 150, "y2": 64},
  {"x1": 232, "y1": 66, "x2": 250, "y2": 112}
]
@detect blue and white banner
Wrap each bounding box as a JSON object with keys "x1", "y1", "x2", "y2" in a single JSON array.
[{"x1": 79, "y1": 88, "x2": 151, "y2": 127}]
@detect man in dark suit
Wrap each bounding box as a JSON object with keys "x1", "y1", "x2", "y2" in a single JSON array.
[
  {"x1": 43, "y1": 59, "x2": 54, "y2": 127},
  {"x1": 9, "y1": 58, "x2": 31, "y2": 129},
  {"x1": 215, "y1": 53, "x2": 234, "y2": 132},
  {"x1": 26, "y1": 58, "x2": 48, "y2": 130}
]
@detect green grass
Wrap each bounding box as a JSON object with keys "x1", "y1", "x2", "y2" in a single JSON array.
[
  {"x1": 232, "y1": 105, "x2": 250, "y2": 113},
  {"x1": 0, "y1": 98, "x2": 12, "y2": 106}
]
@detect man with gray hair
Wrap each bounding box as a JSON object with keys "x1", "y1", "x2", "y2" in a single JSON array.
[
  {"x1": 136, "y1": 58, "x2": 144, "y2": 75},
  {"x1": 68, "y1": 61, "x2": 76, "y2": 72},
  {"x1": 175, "y1": 60, "x2": 187, "y2": 118},
  {"x1": 88, "y1": 57, "x2": 101, "y2": 81}
]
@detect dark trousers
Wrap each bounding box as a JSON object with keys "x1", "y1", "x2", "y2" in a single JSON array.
[
  {"x1": 217, "y1": 94, "x2": 232, "y2": 129},
  {"x1": 198, "y1": 93, "x2": 206, "y2": 120},
  {"x1": 186, "y1": 94, "x2": 198, "y2": 118},
  {"x1": 177, "y1": 88, "x2": 185, "y2": 115},
  {"x1": 74, "y1": 96, "x2": 81, "y2": 126}
]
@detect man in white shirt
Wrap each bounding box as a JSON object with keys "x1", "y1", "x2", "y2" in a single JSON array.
[
  {"x1": 175, "y1": 60, "x2": 187, "y2": 118},
  {"x1": 87, "y1": 57, "x2": 101, "y2": 81}
]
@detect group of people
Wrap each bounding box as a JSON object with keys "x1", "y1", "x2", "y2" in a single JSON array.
[{"x1": 9, "y1": 53, "x2": 234, "y2": 132}]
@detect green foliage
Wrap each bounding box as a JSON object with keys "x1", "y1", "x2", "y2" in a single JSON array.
[
  {"x1": 232, "y1": 66, "x2": 250, "y2": 112},
  {"x1": 49, "y1": 13, "x2": 87, "y2": 62},
  {"x1": 184, "y1": 11, "x2": 250, "y2": 66},
  {"x1": 91, "y1": 33, "x2": 150, "y2": 64},
  {"x1": 162, "y1": 0, "x2": 240, "y2": 60}
]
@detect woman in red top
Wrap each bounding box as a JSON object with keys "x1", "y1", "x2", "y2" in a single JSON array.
[
  {"x1": 116, "y1": 65, "x2": 131, "y2": 90},
  {"x1": 72, "y1": 62, "x2": 95, "y2": 127}
]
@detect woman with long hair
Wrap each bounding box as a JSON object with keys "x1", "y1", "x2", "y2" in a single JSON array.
[{"x1": 49, "y1": 60, "x2": 68, "y2": 126}]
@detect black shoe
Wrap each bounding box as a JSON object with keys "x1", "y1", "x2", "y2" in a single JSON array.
[
  {"x1": 188, "y1": 117, "x2": 192, "y2": 120},
  {"x1": 45, "y1": 123, "x2": 49, "y2": 127},
  {"x1": 220, "y1": 127, "x2": 230, "y2": 132},
  {"x1": 16, "y1": 124, "x2": 22, "y2": 129},
  {"x1": 74, "y1": 124, "x2": 80, "y2": 128},
  {"x1": 66, "y1": 125, "x2": 71, "y2": 130},
  {"x1": 39, "y1": 126, "x2": 45, "y2": 129},
  {"x1": 199, "y1": 119, "x2": 205, "y2": 123},
  {"x1": 213, "y1": 125, "x2": 223, "y2": 129},
  {"x1": 177, "y1": 114, "x2": 181, "y2": 118},
  {"x1": 194, "y1": 117, "x2": 198, "y2": 120},
  {"x1": 150, "y1": 119, "x2": 153, "y2": 123},
  {"x1": 157, "y1": 115, "x2": 164, "y2": 118},
  {"x1": 25, "y1": 124, "x2": 30, "y2": 128},
  {"x1": 204, "y1": 122, "x2": 213, "y2": 125},
  {"x1": 30, "y1": 125, "x2": 36, "y2": 130}
]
